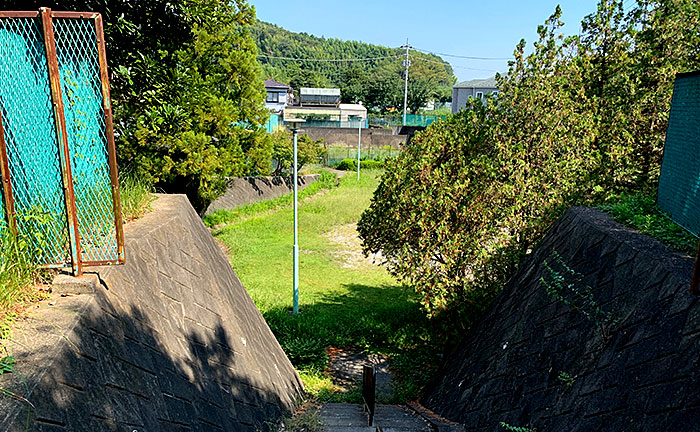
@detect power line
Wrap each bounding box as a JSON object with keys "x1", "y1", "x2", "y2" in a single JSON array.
[
  {"x1": 257, "y1": 54, "x2": 401, "y2": 62},
  {"x1": 411, "y1": 56, "x2": 500, "y2": 72},
  {"x1": 410, "y1": 46, "x2": 511, "y2": 61}
]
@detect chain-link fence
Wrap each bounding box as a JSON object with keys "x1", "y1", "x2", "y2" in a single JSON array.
[
  {"x1": 0, "y1": 9, "x2": 123, "y2": 275},
  {"x1": 369, "y1": 114, "x2": 446, "y2": 127}
]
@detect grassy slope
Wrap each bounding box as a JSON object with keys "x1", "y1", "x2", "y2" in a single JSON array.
[
  {"x1": 600, "y1": 193, "x2": 698, "y2": 255},
  {"x1": 213, "y1": 171, "x2": 436, "y2": 402}
]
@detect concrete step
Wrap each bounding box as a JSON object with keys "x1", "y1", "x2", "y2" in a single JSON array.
[
  {"x1": 374, "y1": 405, "x2": 432, "y2": 432},
  {"x1": 319, "y1": 403, "x2": 432, "y2": 432},
  {"x1": 319, "y1": 403, "x2": 374, "y2": 431}
]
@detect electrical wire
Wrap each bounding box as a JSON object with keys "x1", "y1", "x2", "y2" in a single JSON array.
[
  {"x1": 410, "y1": 46, "x2": 511, "y2": 61},
  {"x1": 410, "y1": 55, "x2": 501, "y2": 73},
  {"x1": 257, "y1": 54, "x2": 402, "y2": 62}
]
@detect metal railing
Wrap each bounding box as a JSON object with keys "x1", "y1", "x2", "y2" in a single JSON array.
[
  {"x1": 0, "y1": 9, "x2": 124, "y2": 276},
  {"x1": 369, "y1": 114, "x2": 446, "y2": 128},
  {"x1": 362, "y1": 365, "x2": 376, "y2": 427}
]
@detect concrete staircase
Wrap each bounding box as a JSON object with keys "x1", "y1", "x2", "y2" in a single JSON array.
[{"x1": 319, "y1": 403, "x2": 432, "y2": 432}]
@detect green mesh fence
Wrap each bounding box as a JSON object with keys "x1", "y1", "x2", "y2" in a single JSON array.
[
  {"x1": 657, "y1": 71, "x2": 700, "y2": 238},
  {"x1": 0, "y1": 11, "x2": 122, "y2": 270},
  {"x1": 54, "y1": 17, "x2": 118, "y2": 263},
  {"x1": 0, "y1": 15, "x2": 70, "y2": 265}
]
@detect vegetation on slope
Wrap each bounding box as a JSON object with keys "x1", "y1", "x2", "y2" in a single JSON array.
[
  {"x1": 253, "y1": 21, "x2": 456, "y2": 112},
  {"x1": 213, "y1": 172, "x2": 443, "y2": 403},
  {"x1": 358, "y1": 0, "x2": 700, "y2": 321},
  {"x1": 601, "y1": 194, "x2": 698, "y2": 255}
]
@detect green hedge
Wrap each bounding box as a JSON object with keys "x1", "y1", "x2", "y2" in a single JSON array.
[{"x1": 335, "y1": 159, "x2": 384, "y2": 171}]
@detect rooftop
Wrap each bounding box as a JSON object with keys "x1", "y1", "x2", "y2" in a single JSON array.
[
  {"x1": 454, "y1": 76, "x2": 498, "y2": 89},
  {"x1": 265, "y1": 78, "x2": 291, "y2": 89}
]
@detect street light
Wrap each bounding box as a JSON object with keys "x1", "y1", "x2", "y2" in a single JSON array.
[
  {"x1": 357, "y1": 118, "x2": 362, "y2": 181},
  {"x1": 286, "y1": 118, "x2": 305, "y2": 315}
]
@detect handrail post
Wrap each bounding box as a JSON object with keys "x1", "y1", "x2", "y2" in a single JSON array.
[{"x1": 362, "y1": 365, "x2": 376, "y2": 427}]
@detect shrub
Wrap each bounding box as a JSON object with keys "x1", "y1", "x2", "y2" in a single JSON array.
[
  {"x1": 358, "y1": 2, "x2": 700, "y2": 320},
  {"x1": 270, "y1": 130, "x2": 326, "y2": 175},
  {"x1": 335, "y1": 159, "x2": 384, "y2": 171}
]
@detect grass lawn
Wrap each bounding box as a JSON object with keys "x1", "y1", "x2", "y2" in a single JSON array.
[{"x1": 212, "y1": 170, "x2": 440, "y2": 402}]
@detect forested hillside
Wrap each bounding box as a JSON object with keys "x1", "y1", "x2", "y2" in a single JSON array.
[{"x1": 252, "y1": 21, "x2": 456, "y2": 112}]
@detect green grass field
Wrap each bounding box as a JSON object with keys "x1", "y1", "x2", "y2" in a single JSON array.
[{"x1": 213, "y1": 171, "x2": 440, "y2": 402}]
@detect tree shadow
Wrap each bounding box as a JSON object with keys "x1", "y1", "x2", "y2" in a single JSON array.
[
  {"x1": 2, "y1": 285, "x2": 302, "y2": 432},
  {"x1": 260, "y1": 282, "x2": 445, "y2": 401},
  {"x1": 1, "y1": 194, "x2": 304, "y2": 431}
]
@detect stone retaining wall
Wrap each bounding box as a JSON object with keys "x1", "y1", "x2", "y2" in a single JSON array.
[
  {"x1": 421, "y1": 207, "x2": 699, "y2": 431},
  {"x1": 0, "y1": 194, "x2": 303, "y2": 431},
  {"x1": 205, "y1": 174, "x2": 319, "y2": 216},
  {"x1": 302, "y1": 127, "x2": 407, "y2": 149}
]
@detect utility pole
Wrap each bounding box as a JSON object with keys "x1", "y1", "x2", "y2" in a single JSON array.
[{"x1": 402, "y1": 39, "x2": 410, "y2": 127}]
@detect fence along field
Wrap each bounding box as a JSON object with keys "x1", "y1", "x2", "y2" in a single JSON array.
[{"x1": 0, "y1": 8, "x2": 123, "y2": 276}]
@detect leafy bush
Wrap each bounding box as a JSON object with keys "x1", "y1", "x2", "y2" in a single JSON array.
[
  {"x1": 270, "y1": 130, "x2": 326, "y2": 175},
  {"x1": 358, "y1": 2, "x2": 700, "y2": 320},
  {"x1": 335, "y1": 159, "x2": 384, "y2": 171}
]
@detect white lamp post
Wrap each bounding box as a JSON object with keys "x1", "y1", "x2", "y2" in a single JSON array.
[
  {"x1": 286, "y1": 118, "x2": 305, "y2": 315},
  {"x1": 357, "y1": 118, "x2": 362, "y2": 181}
]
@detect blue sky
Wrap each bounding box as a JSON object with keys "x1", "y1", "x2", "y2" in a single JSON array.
[{"x1": 250, "y1": 0, "x2": 603, "y2": 82}]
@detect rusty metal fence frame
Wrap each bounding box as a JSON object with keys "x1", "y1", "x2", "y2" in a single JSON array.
[{"x1": 0, "y1": 8, "x2": 124, "y2": 276}]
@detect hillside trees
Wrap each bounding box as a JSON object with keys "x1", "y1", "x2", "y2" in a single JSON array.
[
  {"x1": 253, "y1": 21, "x2": 456, "y2": 113},
  {"x1": 7, "y1": 0, "x2": 269, "y2": 211},
  {"x1": 358, "y1": 0, "x2": 700, "y2": 320}
]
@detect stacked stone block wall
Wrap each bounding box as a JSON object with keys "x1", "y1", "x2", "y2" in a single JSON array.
[
  {"x1": 422, "y1": 207, "x2": 699, "y2": 431},
  {"x1": 1, "y1": 194, "x2": 303, "y2": 431},
  {"x1": 204, "y1": 174, "x2": 319, "y2": 216}
]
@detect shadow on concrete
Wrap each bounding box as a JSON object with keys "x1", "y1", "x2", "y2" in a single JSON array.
[
  {"x1": 2, "y1": 287, "x2": 295, "y2": 432},
  {"x1": 2, "y1": 194, "x2": 303, "y2": 431}
]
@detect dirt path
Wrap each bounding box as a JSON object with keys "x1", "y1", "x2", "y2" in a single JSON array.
[{"x1": 325, "y1": 223, "x2": 383, "y2": 269}]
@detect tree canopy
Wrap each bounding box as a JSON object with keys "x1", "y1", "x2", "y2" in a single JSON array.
[{"x1": 358, "y1": 0, "x2": 700, "y2": 321}]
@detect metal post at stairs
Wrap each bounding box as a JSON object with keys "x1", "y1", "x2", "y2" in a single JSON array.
[{"x1": 363, "y1": 365, "x2": 376, "y2": 426}]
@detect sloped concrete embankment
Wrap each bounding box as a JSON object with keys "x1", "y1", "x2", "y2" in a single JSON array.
[
  {"x1": 0, "y1": 194, "x2": 303, "y2": 431},
  {"x1": 204, "y1": 174, "x2": 320, "y2": 216},
  {"x1": 421, "y1": 207, "x2": 700, "y2": 431}
]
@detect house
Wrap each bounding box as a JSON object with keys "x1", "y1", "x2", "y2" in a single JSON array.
[
  {"x1": 283, "y1": 87, "x2": 367, "y2": 124},
  {"x1": 451, "y1": 76, "x2": 498, "y2": 113},
  {"x1": 264, "y1": 79, "x2": 291, "y2": 113}
]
